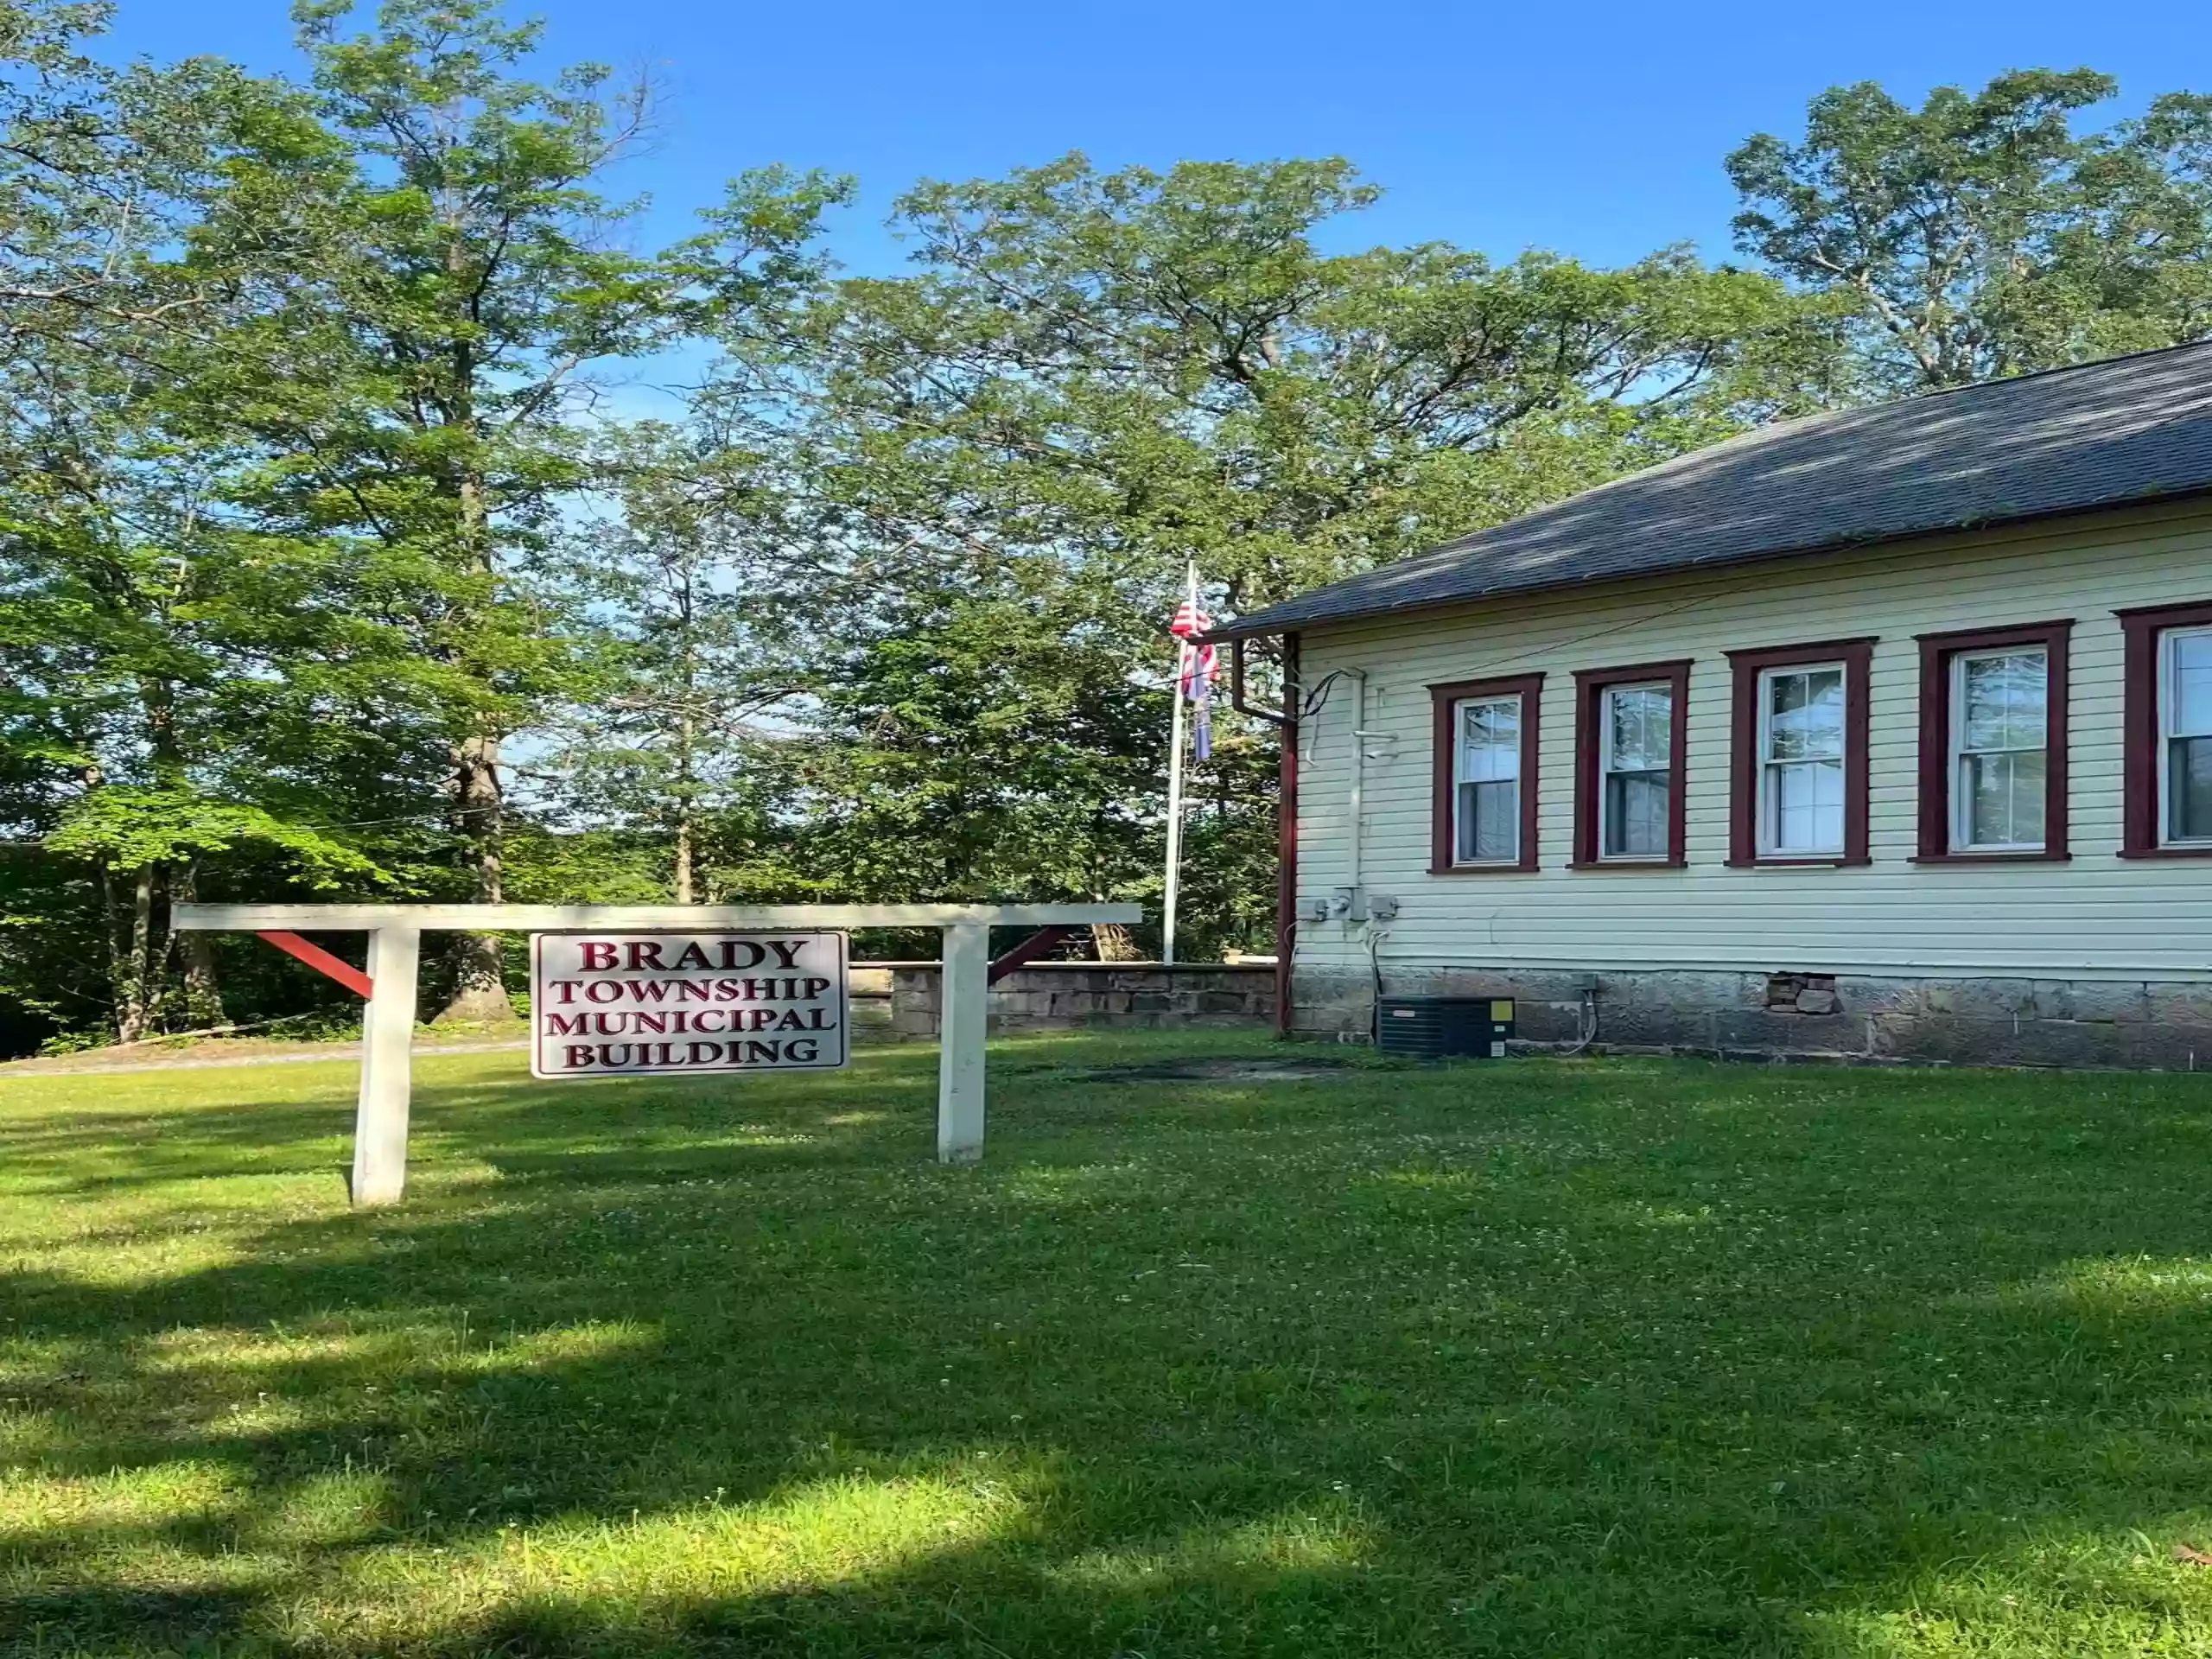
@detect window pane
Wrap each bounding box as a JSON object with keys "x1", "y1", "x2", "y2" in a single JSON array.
[
  {"x1": 2171, "y1": 735, "x2": 2212, "y2": 841},
  {"x1": 1649, "y1": 689, "x2": 1675, "y2": 763},
  {"x1": 2173, "y1": 633, "x2": 2212, "y2": 736},
  {"x1": 1607, "y1": 686, "x2": 1671, "y2": 770},
  {"x1": 1964, "y1": 750, "x2": 2045, "y2": 847},
  {"x1": 2004, "y1": 653, "x2": 2048, "y2": 750},
  {"x1": 1765, "y1": 668, "x2": 1843, "y2": 761},
  {"x1": 1769, "y1": 758, "x2": 1843, "y2": 852},
  {"x1": 2009, "y1": 748, "x2": 2046, "y2": 844},
  {"x1": 1478, "y1": 780, "x2": 1517, "y2": 861},
  {"x1": 1607, "y1": 692, "x2": 1638, "y2": 766},
  {"x1": 1457, "y1": 778, "x2": 1518, "y2": 862},
  {"x1": 1961, "y1": 658, "x2": 2006, "y2": 752},
  {"x1": 1964, "y1": 753, "x2": 2011, "y2": 845},
  {"x1": 1605, "y1": 770, "x2": 1669, "y2": 857},
  {"x1": 1961, "y1": 652, "x2": 2044, "y2": 753},
  {"x1": 1765, "y1": 670, "x2": 1807, "y2": 749},
  {"x1": 1459, "y1": 698, "x2": 1519, "y2": 783}
]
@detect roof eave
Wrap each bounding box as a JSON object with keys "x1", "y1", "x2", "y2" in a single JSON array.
[{"x1": 1200, "y1": 482, "x2": 2212, "y2": 645}]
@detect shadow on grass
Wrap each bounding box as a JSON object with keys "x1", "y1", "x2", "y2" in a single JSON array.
[{"x1": 7, "y1": 1036, "x2": 2212, "y2": 1655}]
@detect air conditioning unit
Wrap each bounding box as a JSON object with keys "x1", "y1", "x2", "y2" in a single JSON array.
[{"x1": 1376, "y1": 995, "x2": 1516, "y2": 1060}]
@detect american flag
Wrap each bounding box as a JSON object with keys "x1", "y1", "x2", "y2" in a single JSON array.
[{"x1": 1169, "y1": 572, "x2": 1218, "y2": 760}]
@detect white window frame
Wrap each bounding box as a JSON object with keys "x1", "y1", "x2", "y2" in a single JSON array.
[
  {"x1": 1597, "y1": 680, "x2": 1673, "y2": 861},
  {"x1": 1755, "y1": 661, "x2": 1847, "y2": 858},
  {"x1": 1450, "y1": 693, "x2": 1522, "y2": 866},
  {"x1": 2158, "y1": 624, "x2": 2212, "y2": 848},
  {"x1": 1948, "y1": 645, "x2": 2050, "y2": 854}
]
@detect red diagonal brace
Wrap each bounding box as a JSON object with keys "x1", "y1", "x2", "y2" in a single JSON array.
[
  {"x1": 256, "y1": 931, "x2": 374, "y2": 1000},
  {"x1": 988, "y1": 925, "x2": 1076, "y2": 986}
]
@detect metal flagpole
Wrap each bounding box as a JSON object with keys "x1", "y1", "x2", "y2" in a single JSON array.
[{"x1": 1161, "y1": 562, "x2": 1196, "y2": 965}]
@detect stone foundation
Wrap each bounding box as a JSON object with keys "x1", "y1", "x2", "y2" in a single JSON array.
[
  {"x1": 1292, "y1": 966, "x2": 2212, "y2": 1071},
  {"x1": 871, "y1": 962, "x2": 1275, "y2": 1039}
]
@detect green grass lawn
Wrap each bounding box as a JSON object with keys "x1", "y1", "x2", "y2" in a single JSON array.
[{"x1": 8, "y1": 1032, "x2": 2212, "y2": 1656}]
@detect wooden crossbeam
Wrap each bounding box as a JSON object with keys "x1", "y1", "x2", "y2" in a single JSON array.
[
  {"x1": 255, "y1": 931, "x2": 374, "y2": 1000},
  {"x1": 177, "y1": 902, "x2": 1137, "y2": 931},
  {"x1": 987, "y1": 925, "x2": 1077, "y2": 986}
]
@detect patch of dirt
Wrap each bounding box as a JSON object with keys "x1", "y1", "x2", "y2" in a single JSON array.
[
  {"x1": 1, "y1": 1027, "x2": 532, "y2": 1077},
  {"x1": 1065, "y1": 1056, "x2": 1369, "y2": 1084}
]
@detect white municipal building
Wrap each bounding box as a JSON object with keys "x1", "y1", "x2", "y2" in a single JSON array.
[{"x1": 1213, "y1": 340, "x2": 2212, "y2": 1068}]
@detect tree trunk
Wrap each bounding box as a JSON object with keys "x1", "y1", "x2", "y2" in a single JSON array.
[
  {"x1": 435, "y1": 727, "x2": 514, "y2": 1022},
  {"x1": 99, "y1": 862, "x2": 129, "y2": 1042},
  {"x1": 671, "y1": 571, "x2": 701, "y2": 904},
  {"x1": 171, "y1": 862, "x2": 226, "y2": 1028},
  {"x1": 673, "y1": 807, "x2": 696, "y2": 905},
  {"x1": 430, "y1": 243, "x2": 514, "y2": 1023},
  {"x1": 673, "y1": 702, "x2": 697, "y2": 904},
  {"x1": 112, "y1": 863, "x2": 160, "y2": 1045}
]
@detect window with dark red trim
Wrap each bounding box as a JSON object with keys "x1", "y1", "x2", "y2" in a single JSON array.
[
  {"x1": 1572, "y1": 659, "x2": 1691, "y2": 868},
  {"x1": 1428, "y1": 673, "x2": 1541, "y2": 874},
  {"x1": 2119, "y1": 599, "x2": 2212, "y2": 858},
  {"x1": 1914, "y1": 620, "x2": 2071, "y2": 862},
  {"x1": 1726, "y1": 639, "x2": 1874, "y2": 868}
]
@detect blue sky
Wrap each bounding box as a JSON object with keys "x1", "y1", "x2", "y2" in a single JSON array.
[{"x1": 105, "y1": 0, "x2": 2212, "y2": 276}]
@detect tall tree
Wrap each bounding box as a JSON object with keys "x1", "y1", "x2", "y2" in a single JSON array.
[
  {"x1": 553, "y1": 423, "x2": 804, "y2": 904},
  {"x1": 206, "y1": 0, "x2": 836, "y2": 1018},
  {"x1": 692, "y1": 156, "x2": 1840, "y2": 945},
  {"x1": 227, "y1": 0, "x2": 665, "y2": 1019},
  {"x1": 0, "y1": 0, "x2": 400, "y2": 1043},
  {"x1": 0, "y1": 0, "x2": 266, "y2": 353},
  {"x1": 2066, "y1": 93, "x2": 2212, "y2": 355},
  {"x1": 1729, "y1": 69, "x2": 2212, "y2": 392},
  {"x1": 743, "y1": 575, "x2": 1170, "y2": 907},
  {"x1": 747, "y1": 156, "x2": 1839, "y2": 623},
  {"x1": 0, "y1": 0, "x2": 842, "y2": 1049}
]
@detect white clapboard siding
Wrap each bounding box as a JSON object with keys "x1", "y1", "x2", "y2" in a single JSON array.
[{"x1": 1292, "y1": 496, "x2": 2212, "y2": 982}]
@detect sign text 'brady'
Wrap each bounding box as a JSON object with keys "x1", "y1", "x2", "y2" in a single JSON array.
[{"x1": 530, "y1": 931, "x2": 848, "y2": 1077}]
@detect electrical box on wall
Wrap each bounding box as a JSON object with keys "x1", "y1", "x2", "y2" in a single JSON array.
[{"x1": 1297, "y1": 889, "x2": 1395, "y2": 925}]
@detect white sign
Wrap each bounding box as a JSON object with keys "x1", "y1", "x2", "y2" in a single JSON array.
[{"x1": 530, "y1": 931, "x2": 849, "y2": 1078}]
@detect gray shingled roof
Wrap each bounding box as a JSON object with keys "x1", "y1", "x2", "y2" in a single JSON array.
[{"x1": 1210, "y1": 339, "x2": 2212, "y2": 641}]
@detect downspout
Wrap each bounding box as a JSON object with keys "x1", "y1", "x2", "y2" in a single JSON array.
[
  {"x1": 1274, "y1": 634, "x2": 1300, "y2": 1035},
  {"x1": 1344, "y1": 667, "x2": 1367, "y2": 892}
]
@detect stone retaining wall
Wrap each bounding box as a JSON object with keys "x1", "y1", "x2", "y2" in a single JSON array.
[
  {"x1": 868, "y1": 962, "x2": 1275, "y2": 1039},
  {"x1": 849, "y1": 966, "x2": 899, "y2": 1041},
  {"x1": 1293, "y1": 965, "x2": 2212, "y2": 1070}
]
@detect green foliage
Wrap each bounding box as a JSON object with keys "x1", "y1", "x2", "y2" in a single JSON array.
[
  {"x1": 1731, "y1": 69, "x2": 2212, "y2": 390},
  {"x1": 545, "y1": 423, "x2": 811, "y2": 902},
  {"x1": 733, "y1": 585, "x2": 1164, "y2": 891},
  {"x1": 756, "y1": 154, "x2": 1840, "y2": 613},
  {"x1": 0, "y1": 0, "x2": 416, "y2": 1044},
  {"x1": 0, "y1": 0, "x2": 837, "y2": 1045},
  {"x1": 42, "y1": 786, "x2": 381, "y2": 881}
]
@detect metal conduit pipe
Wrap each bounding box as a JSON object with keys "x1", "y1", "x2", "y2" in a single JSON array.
[{"x1": 1342, "y1": 667, "x2": 1368, "y2": 893}]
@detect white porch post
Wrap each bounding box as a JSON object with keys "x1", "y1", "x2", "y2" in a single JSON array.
[
  {"x1": 351, "y1": 923, "x2": 421, "y2": 1207},
  {"x1": 937, "y1": 920, "x2": 989, "y2": 1165}
]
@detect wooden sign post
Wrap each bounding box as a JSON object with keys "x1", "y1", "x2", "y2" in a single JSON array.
[{"x1": 170, "y1": 902, "x2": 1140, "y2": 1206}]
